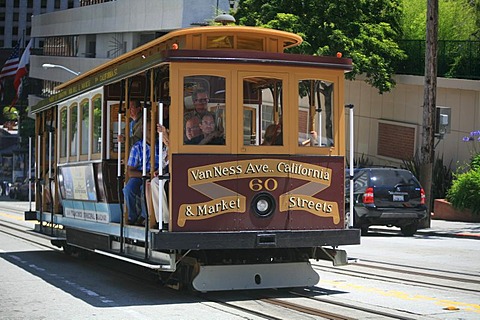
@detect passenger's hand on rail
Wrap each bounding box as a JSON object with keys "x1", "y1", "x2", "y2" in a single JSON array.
[
  {"x1": 157, "y1": 124, "x2": 170, "y2": 147},
  {"x1": 118, "y1": 134, "x2": 125, "y2": 143}
]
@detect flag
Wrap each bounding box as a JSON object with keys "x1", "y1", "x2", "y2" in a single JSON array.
[
  {"x1": 0, "y1": 41, "x2": 21, "y2": 101},
  {"x1": 0, "y1": 41, "x2": 20, "y2": 79},
  {"x1": 11, "y1": 39, "x2": 33, "y2": 108}
]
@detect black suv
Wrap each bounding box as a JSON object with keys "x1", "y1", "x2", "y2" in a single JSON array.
[{"x1": 346, "y1": 168, "x2": 427, "y2": 236}]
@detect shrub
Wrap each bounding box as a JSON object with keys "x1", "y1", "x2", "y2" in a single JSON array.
[
  {"x1": 402, "y1": 154, "x2": 452, "y2": 200},
  {"x1": 346, "y1": 153, "x2": 373, "y2": 168},
  {"x1": 446, "y1": 168, "x2": 480, "y2": 215},
  {"x1": 470, "y1": 153, "x2": 480, "y2": 171}
]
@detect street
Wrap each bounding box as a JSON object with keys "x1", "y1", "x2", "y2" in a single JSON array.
[{"x1": 1, "y1": 200, "x2": 479, "y2": 319}]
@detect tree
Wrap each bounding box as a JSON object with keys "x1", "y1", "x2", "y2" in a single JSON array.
[
  {"x1": 420, "y1": 0, "x2": 439, "y2": 228},
  {"x1": 401, "y1": 0, "x2": 478, "y2": 40},
  {"x1": 234, "y1": 0, "x2": 407, "y2": 93}
]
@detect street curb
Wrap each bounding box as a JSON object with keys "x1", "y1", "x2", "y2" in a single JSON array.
[
  {"x1": 416, "y1": 230, "x2": 480, "y2": 240},
  {"x1": 368, "y1": 227, "x2": 480, "y2": 240}
]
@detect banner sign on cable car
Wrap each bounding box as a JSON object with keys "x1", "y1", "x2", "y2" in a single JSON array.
[{"x1": 177, "y1": 158, "x2": 340, "y2": 228}]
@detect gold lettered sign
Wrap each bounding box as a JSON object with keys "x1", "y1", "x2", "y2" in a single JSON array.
[
  {"x1": 178, "y1": 195, "x2": 246, "y2": 227},
  {"x1": 177, "y1": 159, "x2": 340, "y2": 227},
  {"x1": 279, "y1": 194, "x2": 340, "y2": 224}
]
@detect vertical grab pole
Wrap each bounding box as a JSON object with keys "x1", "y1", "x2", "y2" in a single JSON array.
[
  {"x1": 28, "y1": 136, "x2": 33, "y2": 210},
  {"x1": 37, "y1": 134, "x2": 43, "y2": 231},
  {"x1": 117, "y1": 112, "x2": 124, "y2": 253},
  {"x1": 318, "y1": 110, "x2": 322, "y2": 146},
  {"x1": 142, "y1": 108, "x2": 148, "y2": 260},
  {"x1": 49, "y1": 130, "x2": 54, "y2": 235},
  {"x1": 158, "y1": 102, "x2": 164, "y2": 230},
  {"x1": 118, "y1": 79, "x2": 126, "y2": 253},
  {"x1": 346, "y1": 104, "x2": 355, "y2": 228},
  {"x1": 24, "y1": 136, "x2": 36, "y2": 220}
]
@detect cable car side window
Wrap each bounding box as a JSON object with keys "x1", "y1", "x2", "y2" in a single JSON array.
[
  {"x1": 59, "y1": 106, "x2": 67, "y2": 159},
  {"x1": 92, "y1": 94, "x2": 102, "y2": 155},
  {"x1": 80, "y1": 98, "x2": 89, "y2": 156},
  {"x1": 69, "y1": 102, "x2": 78, "y2": 158},
  {"x1": 298, "y1": 79, "x2": 334, "y2": 147},
  {"x1": 183, "y1": 76, "x2": 226, "y2": 145}
]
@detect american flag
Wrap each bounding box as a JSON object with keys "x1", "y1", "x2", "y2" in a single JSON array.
[
  {"x1": 0, "y1": 41, "x2": 21, "y2": 101},
  {"x1": 0, "y1": 41, "x2": 21, "y2": 79}
]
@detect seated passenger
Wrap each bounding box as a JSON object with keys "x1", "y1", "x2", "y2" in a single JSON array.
[
  {"x1": 262, "y1": 123, "x2": 283, "y2": 145},
  {"x1": 186, "y1": 112, "x2": 225, "y2": 145},
  {"x1": 184, "y1": 114, "x2": 202, "y2": 144}
]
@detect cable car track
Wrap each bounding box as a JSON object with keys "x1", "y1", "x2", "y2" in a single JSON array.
[
  {"x1": 202, "y1": 289, "x2": 421, "y2": 320},
  {"x1": 312, "y1": 260, "x2": 480, "y2": 294},
  {"x1": 0, "y1": 221, "x2": 60, "y2": 252}
]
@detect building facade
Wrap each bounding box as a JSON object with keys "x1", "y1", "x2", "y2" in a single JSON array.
[{"x1": 0, "y1": 0, "x2": 80, "y2": 48}]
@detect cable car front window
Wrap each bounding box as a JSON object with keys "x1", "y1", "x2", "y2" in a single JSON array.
[
  {"x1": 183, "y1": 76, "x2": 226, "y2": 145},
  {"x1": 242, "y1": 77, "x2": 283, "y2": 146},
  {"x1": 298, "y1": 79, "x2": 334, "y2": 147}
]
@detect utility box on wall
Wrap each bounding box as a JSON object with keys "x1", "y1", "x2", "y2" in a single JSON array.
[{"x1": 435, "y1": 106, "x2": 451, "y2": 137}]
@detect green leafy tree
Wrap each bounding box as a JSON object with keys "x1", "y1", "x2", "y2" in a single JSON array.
[
  {"x1": 402, "y1": 0, "x2": 478, "y2": 40},
  {"x1": 234, "y1": 0, "x2": 407, "y2": 93}
]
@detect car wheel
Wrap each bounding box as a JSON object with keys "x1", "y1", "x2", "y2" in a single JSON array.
[
  {"x1": 360, "y1": 226, "x2": 369, "y2": 235},
  {"x1": 401, "y1": 223, "x2": 418, "y2": 236}
]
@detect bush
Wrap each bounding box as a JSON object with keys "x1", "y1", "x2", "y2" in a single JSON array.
[
  {"x1": 446, "y1": 168, "x2": 480, "y2": 215},
  {"x1": 470, "y1": 153, "x2": 480, "y2": 171},
  {"x1": 346, "y1": 153, "x2": 373, "y2": 168},
  {"x1": 402, "y1": 154, "x2": 452, "y2": 200}
]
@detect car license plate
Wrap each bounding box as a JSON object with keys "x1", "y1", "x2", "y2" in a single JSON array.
[{"x1": 393, "y1": 194, "x2": 404, "y2": 202}]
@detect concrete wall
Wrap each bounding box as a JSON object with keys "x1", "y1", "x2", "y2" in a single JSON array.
[{"x1": 345, "y1": 75, "x2": 480, "y2": 170}]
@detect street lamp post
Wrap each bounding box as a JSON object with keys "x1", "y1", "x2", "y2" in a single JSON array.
[{"x1": 42, "y1": 63, "x2": 80, "y2": 76}]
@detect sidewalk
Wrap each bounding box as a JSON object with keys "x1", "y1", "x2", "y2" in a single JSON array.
[
  {"x1": 418, "y1": 219, "x2": 480, "y2": 239},
  {"x1": 369, "y1": 219, "x2": 480, "y2": 239}
]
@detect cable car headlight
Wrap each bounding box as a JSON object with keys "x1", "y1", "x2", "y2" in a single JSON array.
[
  {"x1": 252, "y1": 193, "x2": 276, "y2": 218},
  {"x1": 257, "y1": 199, "x2": 269, "y2": 212}
]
